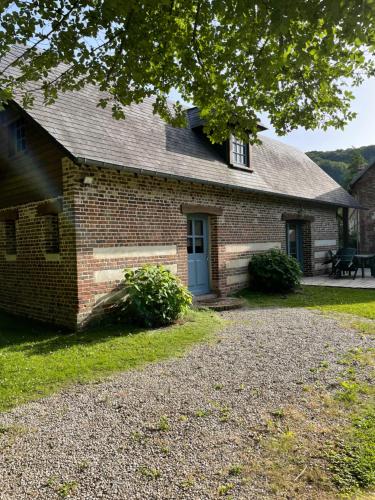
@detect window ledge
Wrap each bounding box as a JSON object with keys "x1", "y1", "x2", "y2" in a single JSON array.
[
  {"x1": 44, "y1": 253, "x2": 61, "y2": 262},
  {"x1": 229, "y1": 163, "x2": 254, "y2": 173},
  {"x1": 5, "y1": 254, "x2": 17, "y2": 262}
]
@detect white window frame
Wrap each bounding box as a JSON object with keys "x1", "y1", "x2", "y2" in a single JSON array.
[{"x1": 229, "y1": 135, "x2": 251, "y2": 170}]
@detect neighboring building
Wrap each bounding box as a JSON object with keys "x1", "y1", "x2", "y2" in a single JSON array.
[
  {"x1": 350, "y1": 162, "x2": 375, "y2": 252},
  {"x1": 0, "y1": 51, "x2": 360, "y2": 329}
]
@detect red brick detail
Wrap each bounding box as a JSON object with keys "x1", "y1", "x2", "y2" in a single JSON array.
[
  {"x1": 64, "y1": 161, "x2": 338, "y2": 326},
  {"x1": 302, "y1": 221, "x2": 313, "y2": 276},
  {"x1": 0, "y1": 158, "x2": 339, "y2": 328},
  {"x1": 351, "y1": 167, "x2": 375, "y2": 253},
  {"x1": 0, "y1": 158, "x2": 78, "y2": 328}
]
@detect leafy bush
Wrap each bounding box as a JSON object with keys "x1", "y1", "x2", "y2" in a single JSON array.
[
  {"x1": 248, "y1": 249, "x2": 302, "y2": 293},
  {"x1": 122, "y1": 264, "x2": 192, "y2": 327}
]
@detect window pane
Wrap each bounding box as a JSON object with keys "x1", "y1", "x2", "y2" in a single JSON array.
[
  {"x1": 8, "y1": 124, "x2": 15, "y2": 157},
  {"x1": 45, "y1": 214, "x2": 60, "y2": 253},
  {"x1": 8, "y1": 119, "x2": 26, "y2": 156},
  {"x1": 16, "y1": 124, "x2": 26, "y2": 152},
  {"x1": 187, "y1": 219, "x2": 192, "y2": 236},
  {"x1": 195, "y1": 237, "x2": 204, "y2": 253},
  {"x1": 5, "y1": 220, "x2": 16, "y2": 255},
  {"x1": 187, "y1": 237, "x2": 193, "y2": 254},
  {"x1": 288, "y1": 228, "x2": 297, "y2": 257},
  {"x1": 232, "y1": 137, "x2": 248, "y2": 166},
  {"x1": 195, "y1": 220, "x2": 203, "y2": 236}
]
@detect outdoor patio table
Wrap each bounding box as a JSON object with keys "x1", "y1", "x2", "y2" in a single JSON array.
[{"x1": 353, "y1": 254, "x2": 375, "y2": 278}]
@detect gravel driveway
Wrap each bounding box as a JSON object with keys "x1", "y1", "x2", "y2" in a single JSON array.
[{"x1": 0, "y1": 307, "x2": 373, "y2": 499}]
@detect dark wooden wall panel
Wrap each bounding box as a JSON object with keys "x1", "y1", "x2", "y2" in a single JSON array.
[{"x1": 0, "y1": 104, "x2": 65, "y2": 209}]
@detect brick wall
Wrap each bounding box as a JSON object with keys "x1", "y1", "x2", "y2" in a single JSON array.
[
  {"x1": 0, "y1": 158, "x2": 339, "y2": 328},
  {"x1": 0, "y1": 158, "x2": 77, "y2": 327},
  {"x1": 351, "y1": 167, "x2": 375, "y2": 252},
  {"x1": 302, "y1": 222, "x2": 313, "y2": 275},
  {"x1": 63, "y1": 160, "x2": 339, "y2": 327}
]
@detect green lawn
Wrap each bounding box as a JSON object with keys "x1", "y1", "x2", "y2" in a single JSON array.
[
  {"x1": 329, "y1": 348, "x2": 375, "y2": 494},
  {"x1": 0, "y1": 310, "x2": 223, "y2": 413},
  {"x1": 242, "y1": 286, "x2": 375, "y2": 320}
]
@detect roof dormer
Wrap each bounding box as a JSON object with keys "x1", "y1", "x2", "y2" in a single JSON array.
[{"x1": 187, "y1": 107, "x2": 266, "y2": 172}]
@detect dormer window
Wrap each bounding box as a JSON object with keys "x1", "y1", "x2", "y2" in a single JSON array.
[
  {"x1": 229, "y1": 136, "x2": 251, "y2": 170},
  {"x1": 8, "y1": 118, "x2": 26, "y2": 157}
]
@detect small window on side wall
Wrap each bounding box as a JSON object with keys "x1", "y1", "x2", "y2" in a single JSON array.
[
  {"x1": 229, "y1": 135, "x2": 251, "y2": 170},
  {"x1": 44, "y1": 214, "x2": 60, "y2": 254},
  {"x1": 8, "y1": 118, "x2": 26, "y2": 157},
  {"x1": 4, "y1": 220, "x2": 17, "y2": 255}
]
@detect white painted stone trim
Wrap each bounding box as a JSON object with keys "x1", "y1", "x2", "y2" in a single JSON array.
[
  {"x1": 314, "y1": 262, "x2": 329, "y2": 271},
  {"x1": 94, "y1": 288, "x2": 129, "y2": 307},
  {"x1": 93, "y1": 245, "x2": 177, "y2": 259},
  {"x1": 94, "y1": 269, "x2": 123, "y2": 283},
  {"x1": 226, "y1": 258, "x2": 251, "y2": 269},
  {"x1": 314, "y1": 251, "x2": 328, "y2": 259},
  {"x1": 163, "y1": 264, "x2": 178, "y2": 274},
  {"x1": 226, "y1": 273, "x2": 249, "y2": 285},
  {"x1": 5, "y1": 254, "x2": 17, "y2": 262},
  {"x1": 44, "y1": 253, "x2": 61, "y2": 262},
  {"x1": 225, "y1": 242, "x2": 281, "y2": 253},
  {"x1": 314, "y1": 239, "x2": 336, "y2": 247},
  {"x1": 94, "y1": 264, "x2": 178, "y2": 283}
]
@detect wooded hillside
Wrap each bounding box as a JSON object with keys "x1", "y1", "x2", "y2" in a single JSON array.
[{"x1": 306, "y1": 145, "x2": 375, "y2": 187}]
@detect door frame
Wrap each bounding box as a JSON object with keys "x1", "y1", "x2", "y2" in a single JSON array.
[
  {"x1": 286, "y1": 220, "x2": 304, "y2": 271},
  {"x1": 186, "y1": 213, "x2": 211, "y2": 295}
]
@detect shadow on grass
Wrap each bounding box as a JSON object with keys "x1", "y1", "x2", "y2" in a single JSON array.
[
  {"x1": 0, "y1": 310, "x2": 144, "y2": 355},
  {"x1": 0, "y1": 308, "x2": 218, "y2": 413}
]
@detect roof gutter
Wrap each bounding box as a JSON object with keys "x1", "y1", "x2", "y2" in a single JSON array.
[{"x1": 75, "y1": 156, "x2": 363, "y2": 210}]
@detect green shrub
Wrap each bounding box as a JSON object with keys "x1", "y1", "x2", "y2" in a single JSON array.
[
  {"x1": 122, "y1": 264, "x2": 192, "y2": 327},
  {"x1": 248, "y1": 249, "x2": 302, "y2": 293}
]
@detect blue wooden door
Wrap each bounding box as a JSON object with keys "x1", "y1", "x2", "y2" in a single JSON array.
[
  {"x1": 187, "y1": 215, "x2": 210, "y2": 295},
  {"x1": 286, "y1": 221, "x2": 304, "y2": 270}
]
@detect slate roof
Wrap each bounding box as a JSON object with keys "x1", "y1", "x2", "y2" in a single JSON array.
[
  {"x1": 186, "y1": 106, "x2": 267, "y2": 131},
  {"x1": 350, "y1": 162, "x2": 375, "y2": 189},
  {"x1": 1, "y1": 46, "x2": 360, "y2": 208}
]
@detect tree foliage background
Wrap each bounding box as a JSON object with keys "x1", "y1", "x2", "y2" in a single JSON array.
[
  {"x1": 0, "y1": 0, "x2": 374, "y2": 142},
  {"x1": 307, "y1": 145, "x2": 375, "y2": 187}
]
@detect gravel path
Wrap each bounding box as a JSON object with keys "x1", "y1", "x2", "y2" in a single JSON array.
[{"x1": 0, "y1": 307, "x2": 373, "y2": 499}]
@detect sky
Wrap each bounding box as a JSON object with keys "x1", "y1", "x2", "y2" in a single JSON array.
[
  {"x1": 171, "y1": 77, "x2": 375, "y2": 154},
  {"x1": 261, "y1": 78, "x2": 375, "y2": 153}
]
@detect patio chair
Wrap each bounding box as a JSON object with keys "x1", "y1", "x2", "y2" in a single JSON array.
[
  {"x1": 371, "y1": 256, "x2": 375, "y2": 278},
  {"x1": 334, "y1": 248, "x2": 358, "y2": 278},
  {"x1": 354, "y1": 254, "x2": 375, "y2": 279},
  {"x1": 325, "y1": 249, "x2": 338, "y2": 276}
]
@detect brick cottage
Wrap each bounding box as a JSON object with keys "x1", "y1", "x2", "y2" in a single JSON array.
[
  {"x1": 0, "y1": 60, "x2": 360, "y2": 329},
  {"x1": 350, "y1": 162, "x2": 375, "y2": 253}
]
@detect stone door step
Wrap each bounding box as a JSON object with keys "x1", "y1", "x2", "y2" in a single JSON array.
[{"x1": 194, "y1": 296, "x2": 245, "y2": 311}]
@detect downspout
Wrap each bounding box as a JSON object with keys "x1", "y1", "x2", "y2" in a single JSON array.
[{"x1": 343, "y1": 207, "x2": 349, "y2": 247}]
